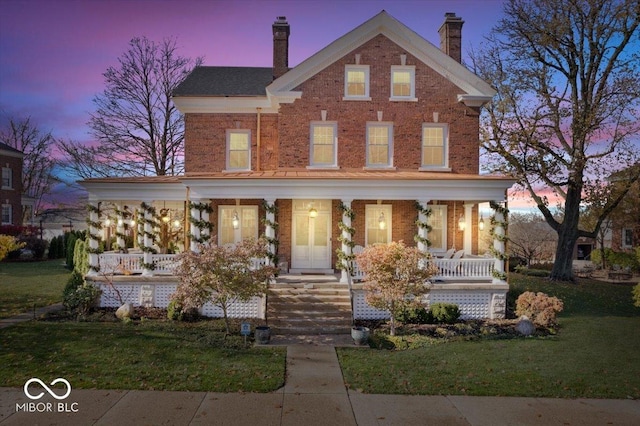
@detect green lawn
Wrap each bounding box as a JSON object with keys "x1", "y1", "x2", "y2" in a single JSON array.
[
  {"x1": 0, "y1": 260, "x2": 70, "y2": 318},
  {"x1": 0, "y1": 320, "x2": 286, "y2": 392},
  {"x1": 338, "y1": 274, "x2": 640, "y2": 398}
]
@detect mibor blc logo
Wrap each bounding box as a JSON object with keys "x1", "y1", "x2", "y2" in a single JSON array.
[{"x1": 16, "y1": 377, "x2": 79, "y2": 413}]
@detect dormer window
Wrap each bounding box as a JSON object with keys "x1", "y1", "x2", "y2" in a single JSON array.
[
  {"x1": 390, "y1": 66, "x2": 416, "y2": 101},
  {"x1": 226, "y1": 130, "x2": 251, "y2": 171},
  {"x1": 344, "y1": 65, "x2": 370, "y2": 100}
]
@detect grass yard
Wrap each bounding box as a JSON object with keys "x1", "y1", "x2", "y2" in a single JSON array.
[
  {"x1": 0, "y1": 260, "x2": 70, "y2": 318},
  {"x1": 338, "y1": 274, "x2": 640, "y2": 399},
  {"x1": 0, "y1": 319, "x2": 286, "y2": 392}
]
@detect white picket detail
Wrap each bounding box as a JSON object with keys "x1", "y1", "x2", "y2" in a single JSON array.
[{"x1": 431, "y1": 258, "x2": 494, "y2": 281}]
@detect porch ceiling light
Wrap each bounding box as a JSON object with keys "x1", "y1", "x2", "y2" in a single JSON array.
[
  {"x1": 308, "y1": 207, "x2": 318, "y2": 218},
  {"x1": 479, "y1": 214, "x2": 485, "y2": 231},
  {"x1": 117, "y1": 218, "x2": 123, "y2": 226},
  {"x1": 378, "y1": 212, "x2": 386, "y2": 230},
  {"x1": 104, "y1": 218, "x2": 111, "y2": 226},
  {"x1": 232, "y1": 211, "x2": 240, "y2": 229},
  {"x1": 173, "y1": 219, "x2": 181, "y2": 228},
  {"x1": 458, "y1": 214, "x2": 466, "y2": 231},
  {"x1": 161, "y1": 209, "x2": 170, "y2": 223}
]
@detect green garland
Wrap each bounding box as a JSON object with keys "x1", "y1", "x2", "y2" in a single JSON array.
[
  {"x1": 336, "y1": 202, "x2": 356, "y2": 272},
  {"x1": 414, "y1": 202, "x2": 432, "y2": 248},
  {"x1": 261, "y1": 201, "x2": 279, "y2": 266},
  {"x1": 139, "y1": 202, "x2": 159, "y2": 254},
  {"x1": 85, "y1": 203, "x2": 104, "y2": 271},
  {"x1": 489, "y1": 201, "x2": 509, "y2": 280},
  {"x1": 187, "y1": 201, "x2": 213, "y2": 244}
]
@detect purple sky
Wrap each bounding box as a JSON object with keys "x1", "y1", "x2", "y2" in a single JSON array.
[{"x1": 0, "y1": 0, "x2": 506, "y2": 144}]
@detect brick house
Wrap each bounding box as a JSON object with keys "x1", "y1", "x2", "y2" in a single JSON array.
[
  {"x1": 80, "y1": 12, "x2": 514, "y2": 326},
  {"x1": 0, "y1": 142, "x2": 25, "y2": 226}
]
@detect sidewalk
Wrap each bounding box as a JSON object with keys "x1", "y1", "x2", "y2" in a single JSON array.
[
  {"x1": 0, "y1": 303, "x2": 63, "y2": 329},
  {"x1": 1, "y1": 341, "x2": 639, "y2": 425}
]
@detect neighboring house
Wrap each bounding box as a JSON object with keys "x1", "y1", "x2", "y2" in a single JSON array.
[
  {"x1": 609, "y1": 165, "x2": 640, "y2": 253},
  {"x1": 80, "y1": 12, "x2": 514, "y2": 322},
  {"x1": 0, "y1": 142, "x2": 32, "y2": 226}
]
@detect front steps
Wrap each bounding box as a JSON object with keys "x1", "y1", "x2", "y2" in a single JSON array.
[{"x1": 267, "y1": 276, "x2": 352, "y2": 335}]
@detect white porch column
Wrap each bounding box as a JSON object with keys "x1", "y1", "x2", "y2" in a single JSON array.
[
  {"x1": 464, "y1": 203, "x2": 474, "y2": 255},
  {"x1": 87, "y1": 202, "x2": 100, "y2": 276},
  {"x1": 142, "y1": 203, "x2": 155, "y2": 276},
  {"x1": 340, "y1": 199, "x2": 353, "y2": 284},
  {"x1": 189, "y1": 202, "x2": 201, "y2": 252},
  {"x1": 492, "y1": 202, "x2": 507, "y2": 284},
  {"x1": 416, "y1": 200, "x2": 431, "y2": 253},
  {"x1": 264, "y1": 198, "x2": 277, "y2": 267},
  {"x1": 115, "y1": 204, "x2": 125, "y2": 250},
  {"x1": 136, "y1": 208, "x2": 144, "y2": 249}
]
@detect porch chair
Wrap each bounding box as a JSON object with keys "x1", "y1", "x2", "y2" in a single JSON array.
[{"x1": 441, "y1": 248, "x2": 455, "y2": 259}]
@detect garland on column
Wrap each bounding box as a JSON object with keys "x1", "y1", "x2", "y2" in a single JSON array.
[
  {"x1": 140, "y1": 202, "x2": 158, "y2": 270},
  {"x1": 336, "y1": 202, "x2": 356, "y2": 273},
  {"x1": 413, "y1": 201, "x2": 432, "y2": 248},
  {"x1": 85, "y1": 203, "x2": 103, "y2": 272},
  {"x1": 261, "y1": 201, "x2": 279, "y2": 266},
  {"x1": 489, "y1": 201, "x2": 509, "y2": 280},
  {"x1": 188, "y1": 201, "x2": 213, "y2": 244},
  {"x1": 113, "y1": 205, "x2": 131, "y2": 251}
]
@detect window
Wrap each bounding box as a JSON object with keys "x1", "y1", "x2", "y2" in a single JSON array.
[
  {"x1": 365, "y1": 204, "x2": 392, "y2": 245},
  {"x1": 622, "y1": 228, "x2": 634, "y2": 248},
  {"x1": 218, "y1": 206, "x2": 258, "y2": 246},
  {"x1": 344, "y1": 65, "x2": 370, "y2": 100},
  {"x1": 1, "y1": 167, "x2": 12, "y2": 189},
  {"x1": 390, "y1": 66, "x2": 416, "y2": 100},
  {"x1": 366, "y1": 123, "x2": 393, "y2": 168},
  {"x1": 428, "y1": 205, "x2": 447, "y2": 252},
  {"x1": 309, "y1": 122, "x2": 337, "y2": 167},
  {"x1": 1, "y1": 204, "x2": 11, "y2": 225},
  {"x1": 421, "y1": 124, "x2": 449, "y2": 170},
  {"x1": 226, "y1": 130, "x2": 251, "y2": 171}
]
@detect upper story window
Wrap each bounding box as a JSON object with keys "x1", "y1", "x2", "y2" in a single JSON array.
[
  {"x1": 309, "y1": 122, "x2": 337, "y2": 168},
  {"x1": 622, "y1": 228, "x2": 634, "y2": 248},
  {"x1": 390, "y1": 66, "x2": 416, "y2": 101},
  {"x1": 1, "y1": 204, "x2": 12, "y2": 225},
  {"x1": 1, "y1": 167, "x2": 12, "y2": 189},
  {"x1": 429, "y1": 205, "x2": 448, "y2": 252},
  {"x1": 226, "y1": 130, "x2": 251, "y2": 171},
  {"x1": 366, "y1": 122, "x2": 393, "y2": 168},
  {"x1": 344, "y1": 65, "x2": 370, "y2": 100},
  {"x1": 365, "y1": 204, "x2": 392, "y2": 245},
  {"x1": 421, "y1": 124, "x2": 449, "y2": 170},
  {"x1": 218, "y1": 205, "x2": 258, "y2": 246}
]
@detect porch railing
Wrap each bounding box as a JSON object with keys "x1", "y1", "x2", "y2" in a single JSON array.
[
  {"x1": 351, "y1": 256, "x2": 495, "y2": 282},
  {"x1": 97, "y1": 253, "x2": 268, "y2": 275}
]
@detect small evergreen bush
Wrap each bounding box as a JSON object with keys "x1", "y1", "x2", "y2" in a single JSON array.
[
  {"x1": 394, "y1": 304, "x2": 432, "y2": 324},
  {"x1": 429, "y1": 302, "x2": 461, "y2": 324},
  {"x1": 63, "y1": 271, "x2": 101, "y2": 316}
]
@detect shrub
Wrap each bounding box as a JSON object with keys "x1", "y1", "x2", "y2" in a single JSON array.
[
  {"x1": 515, "y1": 291, "x2": 563, "y2": 327},
  {"x1": 0, "y1": 235, "x2": 25, "y2": 261},
  {"x1": 167, "y1": 299, "x2": 199, "y2": 322},
  {"x1": 73, "y1": 239, "x2": 89, "y2": 275},
  {"x1": 63, "y1": 271, "x2": 101, "y2": 316},
  {"x1": 65, "y1": 232, "x2": 78, "y2": 269},
  {"x1": 6, "y1": 237, "x2": 47, "y2": 260},
  {"x1": 394, "y1": 304, "x2": 432, "y2": 324},
  {"x1": 633, "y1": 284, "x2": 640, "y2": 308},
  {"x1": 429, "y1": 302, "x2": 461, "y2": 324}
]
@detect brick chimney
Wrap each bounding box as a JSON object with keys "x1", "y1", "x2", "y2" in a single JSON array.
[
  {"x1": 438, "y1": 12, "x2": 464, "y2": 63},
  {"x1": 272, "y1": 16, "x2": 290, "y2": 80}
]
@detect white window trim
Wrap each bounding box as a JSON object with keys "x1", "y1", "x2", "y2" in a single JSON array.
[
  {"x1": 225, "y1": 129, "x2": 251, "y2": 172},
  {"x1": 308, "y1": 121, "x2": 338, "y2": 168},
  {"x1": 365, "y1": 204, "x2": 392, "y2": 246},
  {"x1": 389, "y1": 65, "x2": 417, "y2": 101},
  {"x1": 1, "y1": 204, "x2": 12, "y2": 225},
  {"x1": 428, "y1": 205, "x2": 448, "y2": 253},
  {"x1": 343, "y1": 65, "x2": 371, "y2": 101},
  {"x1": 419, "y1": 123, "x2": 451, "y2": 171},
  {"x1": 217, "y1": 205, "x2": 259, "y2": 246},
  {"x1": 365, "y1": 122, "x2": 394, "y2": 169},
  {"x1": 1, "y1": 167, "x2": 12, "y2": 189}
]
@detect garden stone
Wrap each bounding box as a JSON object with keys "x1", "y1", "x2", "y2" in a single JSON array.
[
  {"x1": 516, "y1": 316, "x2": 535, "y2": 336},
  {"x1": 116, "y1": 303, "x2": 133, "y2": 320}
]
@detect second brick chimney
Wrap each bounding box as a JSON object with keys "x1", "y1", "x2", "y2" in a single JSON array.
[
  {"x1": 272, "y1": 16, "x2": 290, "y2": 80},
  {"x1": 438, "y1": 12, "x2": 464, "y2": 63}
]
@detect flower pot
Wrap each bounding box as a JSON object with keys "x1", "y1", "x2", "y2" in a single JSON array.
[
  {"x1": 351, "y1": 326, "x2": 370, "y2": 345},
  {"x1": 254, "y1": 326, "x2": 271, "y2": 345}
]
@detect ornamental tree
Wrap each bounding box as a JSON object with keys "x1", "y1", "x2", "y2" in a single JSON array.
[
  {"x1": 0, "y1": 235, "x2": 24, "y2": 262},
  {"x1": 356, "y1": 241, "x2": 438, "y2": 336},
  {"x1": 172, "y1": 238, "x2": 278, "y2": 335}
]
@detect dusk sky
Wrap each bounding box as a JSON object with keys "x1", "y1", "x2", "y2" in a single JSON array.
[{"x1": 2, "y1": 0, "x2": 533, "y2": 207}]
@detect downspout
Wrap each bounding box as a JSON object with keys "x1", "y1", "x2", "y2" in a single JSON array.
[
  {"x1": 185, "y1": 186, "x2": 190, "y2": 250},
  {"x1": 256, "y1": 107, "x2": 262, "y2": 171}
]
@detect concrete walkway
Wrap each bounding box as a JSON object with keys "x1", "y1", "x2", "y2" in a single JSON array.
[
  {"x1": 0, "y1": 303, "x2": 63, "y2": 329},
  {"x1": 2, "y1": 341, "x2": 639, "y2": 425}
]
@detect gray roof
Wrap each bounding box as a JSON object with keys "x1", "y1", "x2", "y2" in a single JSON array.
[
  {"x1": 0, "y1": 142, "x2": 23, "y2": 154},
  {"x1": 173, "y1": 66, "x2": 274, "y2": 97}
]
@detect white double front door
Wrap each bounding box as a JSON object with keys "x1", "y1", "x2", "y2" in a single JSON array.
[{"x1": 291, "y1": 200, "x2": 331, "y2": 270}]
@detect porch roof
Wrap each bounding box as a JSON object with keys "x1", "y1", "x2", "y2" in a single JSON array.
[{"x1": 79, "y1": 171, "x2": 515, "y2": 202}]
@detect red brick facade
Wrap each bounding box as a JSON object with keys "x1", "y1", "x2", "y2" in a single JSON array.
[{"x1": 0, "y1": 146, "x2": 23, "y2": 226}]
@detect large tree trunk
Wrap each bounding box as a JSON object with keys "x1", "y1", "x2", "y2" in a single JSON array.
[{"x1": 550, "y1": 186, "x2": 581, "y2": 281}]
